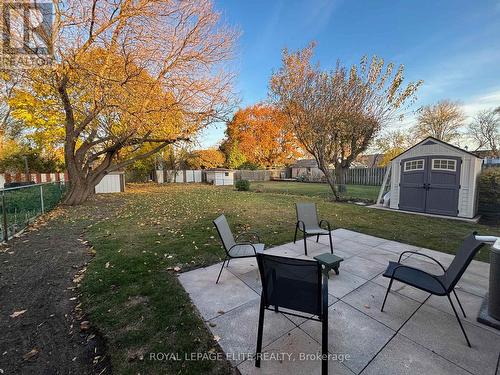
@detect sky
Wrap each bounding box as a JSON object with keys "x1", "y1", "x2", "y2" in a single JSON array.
[{"x1": 198, "y1": 0, "x2": 500, "y2": 148}]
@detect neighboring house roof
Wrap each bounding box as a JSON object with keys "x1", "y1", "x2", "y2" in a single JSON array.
[
  {"x1": 355, "y1": 153, "x2": 384, "y2": 168},
  {"x1": 290, "y1": 159, "x2": 319, "y2": 168},
  {"x1": 391, "y1": 136, "x2": 482, "y2": 161}
]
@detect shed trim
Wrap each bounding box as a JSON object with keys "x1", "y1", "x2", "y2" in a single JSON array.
[{"x1": 390, "y1": 137, "x2": 482, "y2": 161}]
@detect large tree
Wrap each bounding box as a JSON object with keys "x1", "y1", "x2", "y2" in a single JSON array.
[
  {"x1": 223, "y1": 103, "x2": 302, "y2": 168},
  {"x1": 413, "y1": 100, "x2": 465, "y2": 143},
  {"x1": 468, "y1": 108, "x2": 499, "y2": 156},
  {"x1": 4, "y1": 0, "x2": 236, "y2": 204},
  {"x1": 269, "y1": 43, "x2": 421, "y2": 199}
]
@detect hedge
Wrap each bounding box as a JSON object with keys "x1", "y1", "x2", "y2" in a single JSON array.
[{"x1": 478, "y1": 167, "x2": 500, "y2": 215}]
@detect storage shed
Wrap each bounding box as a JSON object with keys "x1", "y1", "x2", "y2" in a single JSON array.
[
  {"x1": 387, "y1": 137, "x2": 482, "y2": 219},
  {"x1": 95, "y1": 171, "x2": 125, "y2": 193},
  {"x1": 205, "y1": 168, "x2": 234, "y2": 186}
]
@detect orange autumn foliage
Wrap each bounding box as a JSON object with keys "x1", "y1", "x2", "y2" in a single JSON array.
[
  {"x1": 189, "y1": 149, "x2": 226, "y2": 169},
  {"x1": 225, "y1": 104, "x2": 302, "y2": 168}
]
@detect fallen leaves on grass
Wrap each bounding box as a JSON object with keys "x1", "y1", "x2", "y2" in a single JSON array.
[
  {"x1": 22, "y1": 348, "x2": 38, "y2": 361},
  {"x1": 10, "y1": 309, "x2": 27, "y2": 318}
]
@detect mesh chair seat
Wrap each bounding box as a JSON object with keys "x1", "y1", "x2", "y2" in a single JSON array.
[
  {"x1": 301, "y1": 227, "x2": 329, "y2": 235},
  {"x1": 229, "y1": 243, "x2": 265, "y2": 257},
  {"x1": 383, "y1": 261, "x2": 447, "y2": 295}
]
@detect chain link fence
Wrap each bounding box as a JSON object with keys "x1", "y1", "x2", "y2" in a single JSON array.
[{"x1": 0, "y1": 181, "x2": 69, "y2": 241}]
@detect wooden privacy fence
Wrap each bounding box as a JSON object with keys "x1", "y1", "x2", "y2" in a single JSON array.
[
  {"x1": 340, "y1": 167, "x2": 387, "y2": 186},
  {"x1": 234, "y1": 169, "x2": 289, "y2": 181}
]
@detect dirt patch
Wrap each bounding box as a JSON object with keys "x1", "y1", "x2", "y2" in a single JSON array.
[
  {"x1": 0, "y1": 205, "x2": 110, "y2": 374},
  {"x1": 124, "y1": 295, "x2": 149, "y2": 308}
]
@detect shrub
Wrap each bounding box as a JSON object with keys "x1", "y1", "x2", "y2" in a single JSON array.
[
  {"x1": 478, "y1": 167, "x2": 500, "y2": 215},
  {"x1": 235, "y1": 179, "x2": 250, "y2": 191}
]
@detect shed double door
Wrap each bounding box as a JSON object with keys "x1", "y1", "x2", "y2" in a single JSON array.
[{"x1": 399, "y1": 156, "x2": 461, "y2": 216}]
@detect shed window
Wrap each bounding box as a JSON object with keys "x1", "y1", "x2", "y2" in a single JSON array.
[
  {"x1": 403, "y1": 159, "x2": 424, "y2": 171},
  {"x1": 224, "y1": 172, "x2": 229, "y2": 176},
  {"x1": 432, "y1": 159, "x2": 456, "y2": 171}
]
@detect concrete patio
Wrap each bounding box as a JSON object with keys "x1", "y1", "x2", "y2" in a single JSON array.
[{"x1": 179, "y1": 229, "x2": 500, "y2": 375}]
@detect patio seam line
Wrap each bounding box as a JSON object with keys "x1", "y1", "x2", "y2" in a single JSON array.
[
  {"x1": 205, "y1": 292, "x2": 260, "y2": 323},
  {"x1": 397, "y1": 302, "x2": 500, "y2": 373},
  {"x1": 248, "y1": 305, "x2": 355, "y2": 375},
  {"x1": 357, "y1": 294, "x2": 432, "y2": 374},
  {"x1": 393, "y1": 333, "x2": 477, "y2": 375}
]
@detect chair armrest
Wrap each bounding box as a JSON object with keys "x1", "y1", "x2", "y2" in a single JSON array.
[
  {"x1": 235, "y1": 231, "x2": 261, "y2": 243},
  {"x1": 228, "y1": 242, "x2": 257, "y2": 256},
  {"x1": 390, "y1": 264, "x2": 447, "y2": 293},
  {"x1": 397, "y1": 251, "x2": 446, "y2": 273},
  {"x1": 319, "y1": 220, "x2": 331, "y2": 231},
  {"x1": 296, "y1": 220, "x2": 306, "y2": 232}
]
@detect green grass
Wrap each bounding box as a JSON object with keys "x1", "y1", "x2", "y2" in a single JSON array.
[
  {"x1": 250, "y1": 181, "x2": 380, "y2": 201},
  {"x1": 78, "y1": 183, "x2": 499, "y2": 374}
]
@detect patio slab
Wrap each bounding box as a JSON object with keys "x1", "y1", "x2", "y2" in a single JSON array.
[
  {"x1": 327, "y1": 270, "x2": 369, "y2": 299},
  {"x1": 342, "y1": 281, "x2": 422, "y2": 330},
  {"x1": 237, "y1": 327, "x2": 355, "y2": 375},
  {"x1": 361, "y1": 334, "x2": 472, "y2": 375},
  {"x1": 341, "y1": 255, "x2": 386, "y2": 280},
  {"x1": 178, "y1": 229, "x2": 495, "y2": 375},
  {"x1": 300, "y1": 301, "x2": 395, "y2": 374},
  {"x1": 399, "y1": 304, "x2": 500, "y2": 375},
  {"x1": 178, "y1": 262, "x2": 259, "y2": 320},
  {"x1": 209, "y1": 298, "x2": 296, "y2": 365}
]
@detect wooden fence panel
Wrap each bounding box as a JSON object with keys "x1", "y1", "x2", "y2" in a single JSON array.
[
  {"x1": 234, "y1": 169, "x2": 288, "y2": 181},
  {"x1": 341, "y1": 167, "x2": 387, "y2": 186}
]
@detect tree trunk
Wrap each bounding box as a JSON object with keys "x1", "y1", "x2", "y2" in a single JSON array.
[
  {"x1": 335, "y1": 167, "x2": 347, "y2": 193},
  {"x1": 62, "y1": 177, "x2": 96, "y2": 205},
  {"x1": 62, "y1": 167, "x2": 108, "y2": 206},
  {"x1": 318, "y1": 164, "x2": 340, "y2": 201}
]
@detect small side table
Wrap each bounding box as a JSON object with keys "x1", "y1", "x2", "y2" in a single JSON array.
[{"x1": 314, "y1": 253, "x2": 344, "y2": 276}]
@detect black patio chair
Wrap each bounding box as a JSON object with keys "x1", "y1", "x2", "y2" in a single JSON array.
[
  {"x1": 294, "y1": 203, "x2": 333, "y2": 256},
  {"x1": 380, "y1": 232, "x2": 484, "y2": 347},
  {"x1": 255, "y1": 253, "x2": 329, "y2": 375},
  {"x1": 213, "y1": 214, "x2": 265, "y2": 284}
]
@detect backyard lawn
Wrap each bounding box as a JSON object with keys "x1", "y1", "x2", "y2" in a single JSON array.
[
  {"x1": 78, "y1": 183, "x2": 499, "y2": 374},
  {"x1": 250, "y1": 181, "x2": 380, "y2": 201}
]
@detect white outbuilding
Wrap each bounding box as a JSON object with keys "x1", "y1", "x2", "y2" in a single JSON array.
[
  {"x1": 381, "y1": 137, "x2": 482, "y2": 219},
  {"x1": 95, "y1": 171, "x2": 125, "y2": 194},
  {"x1": 205, "y1": 168, "x2": 234, "y2": 186}
]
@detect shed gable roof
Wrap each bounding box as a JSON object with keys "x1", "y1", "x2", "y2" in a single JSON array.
[{"x1": 391, "y1": 136, "x2": 481, "y2": 161}]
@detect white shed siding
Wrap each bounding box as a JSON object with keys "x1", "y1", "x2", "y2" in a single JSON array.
[
  {"x1": 185, "y1": 170, "x2": 202, "y2": 183},
  {"x1": 174, "y1": 171, "x2": 184, "y2": 183},
  {"x1": 390, "y1": 139, "x2": 481, "y2": 218},
  {"x1": 206, "y1": 171, "x2": 234, "y2": 186},
  {"x1": 156, "y1": 170, "x2": 164, "y2": 183},
  {"x1": 95, "y1": 174, "x2": 122, "y2": 193},
  {"x1": 193, "y1": 170, "x2": 202, "y2": 183}
]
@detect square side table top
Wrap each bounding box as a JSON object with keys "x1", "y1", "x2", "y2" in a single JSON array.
[{"x1": 313, "y1": 252, "x2": 344, "y2": 266}]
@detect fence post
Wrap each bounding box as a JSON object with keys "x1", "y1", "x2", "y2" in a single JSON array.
[
  {"x1": 40, "y1": 184, "x2": 45, "y2": 213},
  {"x1": 2, "y1": 192, "x2": 7, "y2": 242}
]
